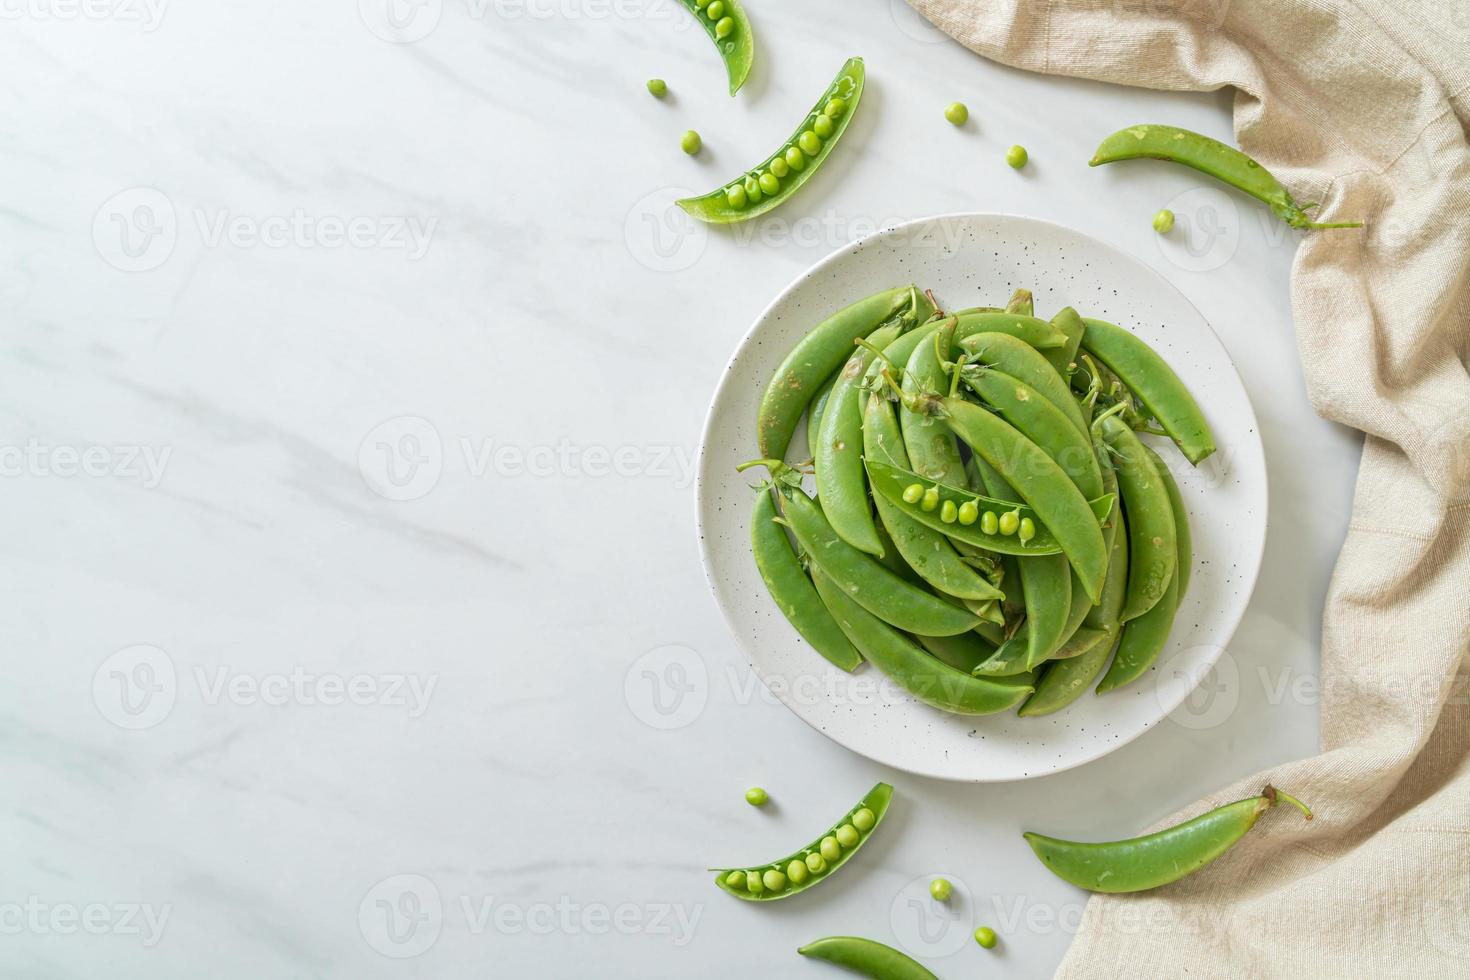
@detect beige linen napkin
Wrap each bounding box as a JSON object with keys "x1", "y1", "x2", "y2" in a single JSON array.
[{"x1": 906, "y1": 1, "x2": 1470, "y2": 976}]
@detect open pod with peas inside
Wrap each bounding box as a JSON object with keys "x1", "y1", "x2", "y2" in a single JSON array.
[
  {"x1": 677, "y1": 0, "x2": 754, "y2": 96},
  {"x1": 713, "y1": 782, "x2": 892, "y2": 901},
  {"x1": 864, "y1": 458, "x2": 1115, "y2": 557},
  {"x1": 678, "y1": 57, "x2": 864, "y2": 224}
]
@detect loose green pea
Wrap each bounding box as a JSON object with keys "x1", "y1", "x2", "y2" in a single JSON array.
[
  {"x1": 940, "y1": 500, "x2": 958, "y2": 524},
  {"x1": 646, "y1": 78, "x2": 667, "y2": 99},
  {"x1": 921, "y1": 487, "x2": 940, "y2": 512},
  {"x1": 805, "y1": 852, "x2": 826, "y2": 874},
  {"x1": 681, "y1": 130, "x2": 702, "y2": 155},
  {"x1": 974, "y1": 926, "x2": 997, "y2": 949},
  {"x1": 706, "y1": 0, "x2": 724, "y2": 18},
  {"x1": 762, "y1": 868, "x2": 786, "y2": 892},
  {"x1": 981, "y1": 511, "x2": 999, "y2": 534},
  {"x1": 725, "y1": 871, "x2": 745, "y2": 889},
  {"x1": 787, "y1": 860, "x2": 809, "y2": 884},
  {"x1": 743, "y1": 175, "x2": 762, "y2": 203},
  {"x1": 957, "y1": 500, "x2": 979, "y2": 525},
  {"x1": 769, "y1": 156, "x2": 790, "y2": 179},
  {"x1": 694, "y1": 0, "x2": 709, "y2": 6},
  {"x1": 715, "y1": 15, "x2": 734, "y2": 37},
  {"x1": 1018, "y1": 517, "x2": 1036, "y2": 544},
  {"x1": 929, "y1": 878, "x2": 952, "y2": 902},
  {"x1": 759, "y1": 172, "x2": 780, "y2": 196},
  {"x1": 825, "y1": 98, "x2": 846, "y2": 118},
  {"x1": 1153, "y1": 209, "x2": 1176, "y2": 233},
  {"x1": 944, "y1": 102, "x2": 969, "y2": 126},
  {"x1": 813, "y1": 114, "x2": 835, "y2": 139},
  {"x1": 799, "y1": 131, "x2": 822, "y2": 156},
  {"x1": 785, "y1": 146, "x2": 807, "y2": 171},
  {"x1": 819, "y1": 836, "x2": 842, "y2": 862},
  {"x1": 746, "y1": 870, "x2": 764, "y2": 894},
  {"x1": 902, "y1": 483, "x2": 925, "y2": 504},
  {"x1": 745, "y1": 787, "x2": 768, "y2": 806},
  {"x1": 999, "y1": 509, "x2": 1020, "y2": 535},
  {"x1": 1006, "y1": 144, "x2": 1029, "y2": 169},
  {"x1": 851, "y1": 807, "x2": 876, "y2": 832},
  {"x1": 835, "y1": 824, "x2": 860, "y2": 848},
  {"x1": 725, "y1": 184, "x2": 748, "y2": 209}
]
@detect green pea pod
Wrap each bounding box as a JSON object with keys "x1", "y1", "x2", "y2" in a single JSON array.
[
  {"x1": 1044, "y1": 305, "x2": 1087, "y2": 381},
  {"x1": 805, "y1": 374, "x2": 837, "y2": 459},
  {"x1": 959, "y1": 330, "x2": 1089, "y2": 436},
  {"x1": 1099, "y1": 415, "x2": 1177, "y2": 621},
  {"x1": 797, "y1": 936, "x2": 939, "y2": 980},
  {"x1": 1146, "y1": 446, "x2": 1192, "y2": 598},
  {"x1": 940, "y1": 398, "x2": 1109, "y2": 602},
  {"x1": 864, "y1": 458, "x2": 1116, "y2": 558},
  {"x1": 1082, "y1": 317, "x2": 1216, "y2": 465},
  {"x1": 976, "y1": 623, "x2": 1106, "y2": 678},
  {"x1": 812, "y1": 566, "x2": 1032, "y2": 715},
  {"x1": 757, "y1": 285, "x2": 925, "y2": 459},
  {"x1": 1085, "y1": 446, "x2": 1129, "y2": 635},
  {"x1": 1090, "y1": 124, "x2": 1361, "y2": 231},
  {"x1": 750, "y1": 490, "x2": 862, "y2": 672},
  {"x1": 899, "y1": 318, "x2": 968, "y2": 486},
  {"x1": 1024, "y1": 786, "x2": 1313, "y2": 893},
  {"x1": 1096, "y1": 446, "x2": 1189, "y2": 693},
  {"x1": 815, "y1": 323, "x2": 904, "y2": 555},
  {"x1": 863, "y1": 394, "x2": 1003, "y2": 601},
  {"x1": 1018, "y1": 631, "x2": 1116, "y2": 716},
  {"x1": 915, "y1": 630, "x2": 997, "y2": 674},
  {"x1": 679, "y1": 58, "x2": 864, "y2": 224},
  {"x1": 676, "y1": 0, "x2": 754, "y2": 96},
  {"x1": 970, "y1": 454, "x2": 1071, "y2": 668},
  {"x1": 965, "y1": 370, "x2": 1104, "y2": 499},
  {"x1": 714, "y1": 782, "x2": 892, "y2": 901},
  {"x1": 950, "y1": 311, "x2": 1068, "y2": 350},
  {"x1": 781, "y1": 490, "x2": 980, "y2": 637}
]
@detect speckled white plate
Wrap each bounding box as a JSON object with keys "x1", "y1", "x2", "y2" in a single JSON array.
[{"x1": 695, "y1": 213, "x2": 1265, "y2": 782}]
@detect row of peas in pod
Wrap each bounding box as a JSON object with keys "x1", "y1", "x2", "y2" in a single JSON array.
[{"x1": 742, "y1": 284, "x2": 1215, "y2": 717}]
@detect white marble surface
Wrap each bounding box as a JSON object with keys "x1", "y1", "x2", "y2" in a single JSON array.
[{"x1": 3, "y1": 2, "x2": 1358, "y2": 977}]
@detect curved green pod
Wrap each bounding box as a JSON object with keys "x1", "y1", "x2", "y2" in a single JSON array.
[
  {"x1": 1082, "y1": 317, "x2": 1216, "y2": 465},
  {"x1": 798, "y1": 936, "x2": 939, "y2": 979},
  {"x1": 677, "y1": 0, "x2": 754, "y2": 96},
  {"x1": 678, "y1": 57, "x2": 864, "y2": 224},
  {"x1": 865, "y1": 458, "x2": 1115, "y2": 558},
  {"x1": 715, "y1": 782, "x2": 892, "y2": 901},
  {"x1": 804, "y1": 374, "x2": 837, "y2": 458},
  {"x1": 749, "y1": 489, "x2": 862, "y2": 673},
  {"x1": 812, "y1": 566, "x2": 1032, "y2": 715},
  {"x1": 959, "y1": 330, "x2": 1088, "y2": 437},
  {"x1": 781, "y1": 489, "x2": 980, "y2": 637},
  {"x1": 757, "y1": 285, "x2": 925, "y2": 460},
  {"x1": 1024, "y1": 786, "x2": 1312, "y2": 893},
  {"x1": 1098, "y1": 415, "x2": 1177, "y2": 621},
  {"x1": 965, "y1": 370, "x2": 1104, "y2": 500},
  {"x1": 1147, "y1": 445, "x2": 1193, "y2": 598},
  {"x1": 1089, "y1": 124, "x2": 1360, "y2": 230}
]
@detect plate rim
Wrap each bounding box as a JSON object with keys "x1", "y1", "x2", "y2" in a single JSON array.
[{"x1": 693, "y1": 210, "x2": 1268, "y2": 782}]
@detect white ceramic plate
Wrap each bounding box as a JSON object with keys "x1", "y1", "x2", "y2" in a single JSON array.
[{"x1": 696, "y1": 213, "x2": 1266, "y2": 782}]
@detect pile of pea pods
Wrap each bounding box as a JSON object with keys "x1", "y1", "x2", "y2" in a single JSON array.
[{"x1": 744, "y1": 284, "x2": 1215, "y2": 717}]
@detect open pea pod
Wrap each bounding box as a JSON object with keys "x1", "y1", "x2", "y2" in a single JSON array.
[
  {"x1": 677, "y1": 0, "x2": 754, "y2": 96},
  {"x1": 678, "y1": 58, "x2": 863, "y2": 224},
  {"x1": 714, "y1": 782, "x2": 892, "y2": 901},
  {"x1": 865, "y1": 458, "x2": 1115, "y2": 558}
]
